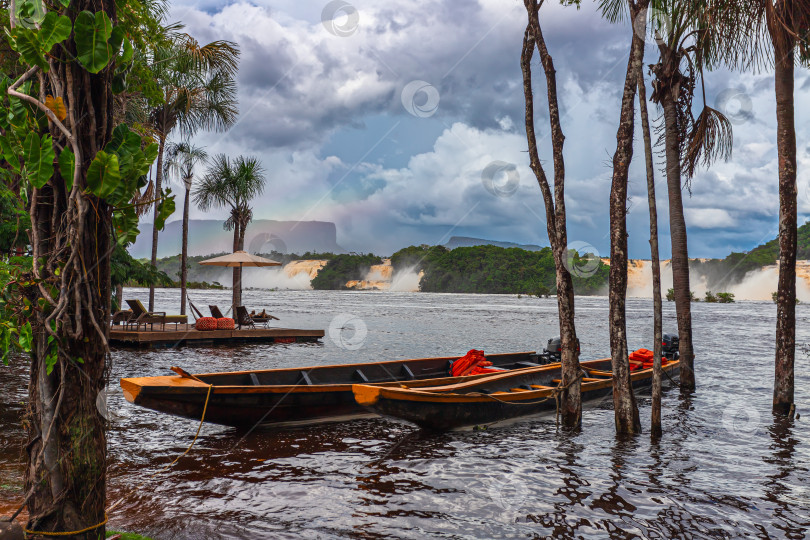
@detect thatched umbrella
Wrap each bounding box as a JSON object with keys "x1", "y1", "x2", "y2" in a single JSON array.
[{"x1": 199, "y1": 250, "x2": 281, "y2": 310}]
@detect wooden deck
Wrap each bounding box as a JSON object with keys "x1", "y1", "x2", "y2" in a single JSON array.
[{"x1": 110, "y1": 324, "x2": 324, "y2": 348}]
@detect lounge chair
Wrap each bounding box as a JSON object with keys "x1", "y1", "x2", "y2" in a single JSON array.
[
  {"x1": 125, "y1": 299, "x2": 187, "y2": 331},
  {"x1": 209, "y1": 305, "x2": 225, "y2": 319},
  {"x1": 235, "y1": 306, "x2": 259, "y2": 329},
  {"x1": 112, "y1": 310, "x2": 132, "y2": 325},
  {"x1": 188, "y1": 301, "x2": 205, "y2": 321},
  {"x1": 252, "y1": 309, "x2": 279, "y2": 324}
]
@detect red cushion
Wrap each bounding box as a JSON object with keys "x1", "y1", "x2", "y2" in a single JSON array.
[
  {"x1": 216, "y1": 317, "x2": 235, "y2": 330},
  {"x1": 196, "y1": 317, "x2": 217, "y2": 331}
]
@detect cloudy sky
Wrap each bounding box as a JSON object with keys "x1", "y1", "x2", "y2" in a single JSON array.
[{"x1": 157, "y1": 0, "x2": 810, "y2": 259}]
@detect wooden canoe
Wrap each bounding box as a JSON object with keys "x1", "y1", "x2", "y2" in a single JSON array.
[
  {"x1": 352, "y1": 358, "x2": 681, "y2": 430},
  {"x1": 120, "y1": 351, "x2": 549, "y2": 427}
]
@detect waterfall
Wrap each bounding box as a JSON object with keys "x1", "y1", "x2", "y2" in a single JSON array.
[{"x1": 626, "y1": 259, "x2": 810, "y2": 301}]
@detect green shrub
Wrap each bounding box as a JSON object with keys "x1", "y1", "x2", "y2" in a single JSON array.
[{"x1": 717, "y1": 292, "x2": 735, "y2": 303}]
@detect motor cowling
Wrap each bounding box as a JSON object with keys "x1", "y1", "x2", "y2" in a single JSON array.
[
  {"x1": 662, "y1": 333, "x2": 679, "y2": 359},
  {"x1": 539, "y1": 336, "x2": 580, "y2": 364}
]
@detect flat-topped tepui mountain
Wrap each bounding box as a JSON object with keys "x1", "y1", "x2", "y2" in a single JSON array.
[{"x1": 130, "y1": 219, "x2": 345, "y2": 259}]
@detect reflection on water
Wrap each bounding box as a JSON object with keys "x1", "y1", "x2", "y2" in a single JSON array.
[{"x1": 1, "y1": 288, "x2": 809, "y2": 538}]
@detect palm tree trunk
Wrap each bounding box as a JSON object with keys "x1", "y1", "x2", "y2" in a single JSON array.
[
  {"x1": 772, "y1": 37, "x2": 796, "y2": 415},
  {"x1": 660, "y1": 87, "x2": 696, "y2": 391},
  {"x1": 232, "y1": 224, "x2": 241, "y2": 310},
  {"x1": 639, "y1": 70, "x2": 663, "y2": 437},
  {"x1": 149, "y1": 135, "x2": 166, "y2": 311},
  {"x1": 115, "y1": 284, "x2": 124, "y2": 312},
  {"x1": 521, "y1": 0, "x2": 581, "y2": 428},
  {"x1": 608, "y1": 0, "x2": 646, "y2": 434},
  {"x1": 180, "y1": 185, "x2": 190, "y2": 316}
]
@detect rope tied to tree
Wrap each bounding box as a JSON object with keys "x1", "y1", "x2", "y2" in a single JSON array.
[
  {"x1": 24, "y1": 514, "x2": 109, "y2": 536},
  {"x1": 16, "y1": 384, "x2": 214, "y2": 534},
  {"x1": 467, "y1": 371, "x2": 585, "y2": 430},
  {"x1": 108, "y1": 383, "x2": 214, "y2": 513}
]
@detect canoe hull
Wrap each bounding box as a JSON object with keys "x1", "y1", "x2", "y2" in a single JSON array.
[
  {"x1": 120, "y1": 352, "x2": 541, "y2": 428},
  {"x1": 353, "y1": 361, "x2": 680, "y2": 430},
  {"x1": 121, "y1": 380, "x2": 362, "y2": 427}
]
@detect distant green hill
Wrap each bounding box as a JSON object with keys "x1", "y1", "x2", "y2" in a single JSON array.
[{"x1": 392, "y1": 244, "x2": 609, "y2": 295}]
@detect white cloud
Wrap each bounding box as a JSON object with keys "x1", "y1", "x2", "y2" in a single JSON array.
[
  {"x1": 684, "y1": 208, "x2": 737, "y2": 229},
  {"x1": 154, "y1": 0, "x2": 810, "y2": 259}
]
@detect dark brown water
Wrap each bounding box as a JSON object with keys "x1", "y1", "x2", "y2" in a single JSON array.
[{"x1": 2, "y1": 289, "x2": 809, "y2": 538}]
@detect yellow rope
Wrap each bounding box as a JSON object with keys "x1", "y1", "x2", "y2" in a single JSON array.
[
  {"x1": 22, "y1": 384, "x2": 214, "y2": 533},
  {"x1": 149, "y1": 383, "x2": 213, "y2": 478},
  {"x1": 24, "y1": 513, "x2": 108, "y2": 536}
]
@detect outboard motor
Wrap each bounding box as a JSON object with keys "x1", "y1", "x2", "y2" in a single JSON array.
[
  {"x1": 536, "y1": 337, "x2": 579, "y2": 364},
  {"x1": 662, "y1": 333, "x2": 679, "y2": 360}
]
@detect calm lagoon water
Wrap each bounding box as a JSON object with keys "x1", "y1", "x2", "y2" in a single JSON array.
[{"x1": 1, "y1": 288, "x2": 809, "y2": 538}]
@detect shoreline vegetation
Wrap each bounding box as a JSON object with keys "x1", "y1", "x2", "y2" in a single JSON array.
[{"x1": 138, "y1": 221, "x2": 810, "y2": 296}]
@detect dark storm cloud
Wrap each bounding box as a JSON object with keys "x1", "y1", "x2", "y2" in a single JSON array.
[{"x1": 170, "y1": 0, "x2": 809, "y2": 258}]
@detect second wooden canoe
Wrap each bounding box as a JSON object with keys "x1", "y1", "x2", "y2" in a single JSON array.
[{"x1": 352, "y1": 358, "x2": 680, "y2": 430}]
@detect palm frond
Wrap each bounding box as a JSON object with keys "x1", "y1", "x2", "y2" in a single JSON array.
[
  {"x1": 598, "y1": 0, "x2": 627, "y2": 24},
  {"x1": 682, "y1": 105, "x2": 732, "y2": 179},
  {"x1": 164, "y1": 141, "x2": 208, "y2": 189},
  {"x1": 179, "y1": 35, "x2": 240, "y2": 77},
  {"x1": 193, "y1": 154, "x2": 266, "y2": 228},
  {"x1": 132, "y1": 179, "x2": 156, "y2": 217}
]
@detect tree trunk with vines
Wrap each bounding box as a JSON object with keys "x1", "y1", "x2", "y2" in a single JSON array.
[{"x1": 24, "y1": 0, "x2": 116, "y2": 535}]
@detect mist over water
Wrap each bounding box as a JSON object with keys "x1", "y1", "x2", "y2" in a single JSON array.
[
  {"x1": 627, "y1": 260, "x2": 810, "y2": 301},
  {"x1": 2, "y1": 288, "x2": 808, "y2": 538}
]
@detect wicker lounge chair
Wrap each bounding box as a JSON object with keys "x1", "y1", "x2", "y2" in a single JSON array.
[
  {"x1": 209, "y1": 305, "x2": 226, "y2": 319},
  {"x1": 125, "y1": 299, "x2": 187, "y2": 330}
]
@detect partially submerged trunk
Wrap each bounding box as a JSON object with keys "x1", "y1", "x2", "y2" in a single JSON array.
[
  {"x1": 24, "y1": 0, "x2": 115, "y2": 533},
  {"x1": 659, "y1": 81, "x2": 695, "y2": 391},
  {"x1": 770, "y1": 28, "x2": 796, "y2": 415},
  {"x1": 521, "y1": 0, "x2": 581, "y2": 428},
  {"x1": 180, "y1": 185, "x2": 190, "y2": 316},
  {"x1": 149, "y1": 135, "x2": 167, "y2": 311},
  {"x1": 607, "y1": 0, "x2": 646, "y2": 434},
  {"x1": 638, "y1": 70, "x2": 663, "y2": 437}
]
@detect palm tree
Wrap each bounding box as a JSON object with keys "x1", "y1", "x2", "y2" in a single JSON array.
[
  {"x1": 164, "y1": 141, "x2": 208, "y2": 315},
  {"x1": 733, "y1": 0, "x2": 810, "y2": 414},
  {"x1": 193, "y1": 155, "x2": 267, "y2": 309},
  {"x1": 646, "y1": 0, "x2": 733, "y2": 391},
  {"x1": 146, "y1": 36, "x2": 240, "y2": 310}
]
